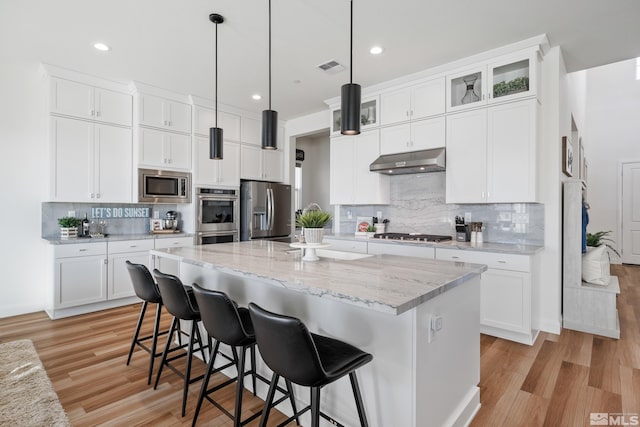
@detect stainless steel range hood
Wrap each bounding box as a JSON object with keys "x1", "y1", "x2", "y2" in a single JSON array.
[{"x1": 369, "y1": 148, "x2": 446, "y2": 175}]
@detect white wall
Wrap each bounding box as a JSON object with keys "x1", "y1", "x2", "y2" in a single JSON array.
[
  {"x1": 583, "y1": 58, "x2": 640, "y2": 260},
  {"x1": 295, "y1": 134, "x2": 331, "y2": 212},
  {"x1": 0, "y1": 57, "x2": 50, "y2": 317}
]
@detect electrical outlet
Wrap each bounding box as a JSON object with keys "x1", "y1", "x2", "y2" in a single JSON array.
[
  {"x1": 153, "y1": 211, "x2": 160, "y2": 219},
  {"x1": 427, "y1": 315, "x2": 443, "y2": 343},
  {"x1": 376, "y1": 211, "x2": 382, "y2": 219},
  {"x1": 347, "y1": 210, "x2": 353, "y2": 219},
  {"x1": 464, "y1": 212, "x2": 471, "y2": 223},
  {"x1": 67, "y1": 210, "x2": 76, "y2": 218}
]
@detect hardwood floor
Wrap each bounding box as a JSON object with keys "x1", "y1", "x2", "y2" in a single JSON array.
[{"x1": 0, "y1": 264, "x2": 638, "y2": 426}]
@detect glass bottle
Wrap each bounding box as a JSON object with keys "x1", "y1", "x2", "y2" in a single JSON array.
[
  {"x1": 82, "y1": 213, "x2": 90, "y2": 237},
  {"x1": 461, "y1": 76, "x2": 480, "y2": 105}
]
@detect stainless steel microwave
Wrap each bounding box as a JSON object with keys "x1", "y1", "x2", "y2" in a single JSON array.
[{"x1": 138, "y1": 168, "x2": 191, "y2": 203}]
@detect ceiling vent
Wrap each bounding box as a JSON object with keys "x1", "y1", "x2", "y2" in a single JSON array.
[{"x1": 317, "y1": 60, "x2": 345, "y2": 74}]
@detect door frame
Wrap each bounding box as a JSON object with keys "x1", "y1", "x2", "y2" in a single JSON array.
[{"x1": 617, "y1": 159, "x2": 640, "y2": 264}]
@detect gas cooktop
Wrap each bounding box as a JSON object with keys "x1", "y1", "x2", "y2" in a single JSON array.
[{"x1": 373, "y1": 233, "x2": 453, "y2": 243}]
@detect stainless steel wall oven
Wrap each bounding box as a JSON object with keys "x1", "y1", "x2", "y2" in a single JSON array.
[{"x1": 195, "y1": 187, "x2": 239, "y2": 244}]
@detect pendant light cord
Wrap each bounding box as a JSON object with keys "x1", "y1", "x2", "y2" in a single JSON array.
[
  {"x1": 350, "y1": 0, "x2": 353, "y2": 84},
  {"x1": 268, "y1": 0, "x2": 272, "y2": 111},
  {"x1": 215, "y1": 21, "x2": 218, "y2": 128}
]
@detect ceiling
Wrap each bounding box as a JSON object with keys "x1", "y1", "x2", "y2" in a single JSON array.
[{"x1": 2, "y1": 0, "x2": 639, "y2": 120}]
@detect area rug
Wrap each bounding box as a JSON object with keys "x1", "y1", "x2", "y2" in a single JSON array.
[{"x1": 0, "y1": 339, "x2": 70, "y2": 426}]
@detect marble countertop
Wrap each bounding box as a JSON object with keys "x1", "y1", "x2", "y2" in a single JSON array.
[
  {"x1": 43, "y1": 233, "x2": 194, "y2": 245},
  {"x1": 325, "y1": 233, "x2": 543, "y2": 255},
  {"x1": 151, "y1": 240, "x2": 486, "y2": 316}
]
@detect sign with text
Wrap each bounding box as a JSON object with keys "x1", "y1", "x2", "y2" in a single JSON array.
[{"x1": 91, "y1": 207, "x2": 151, "y2": 219}]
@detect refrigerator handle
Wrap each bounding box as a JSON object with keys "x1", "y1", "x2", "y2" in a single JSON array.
[{"x1": 268, "y1": 188, "x2": 274, "y2": 231}]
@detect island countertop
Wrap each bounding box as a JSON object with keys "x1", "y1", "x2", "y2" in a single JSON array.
[{"x1": 151, "y1": 240, "x2": 486, "y2": 315}]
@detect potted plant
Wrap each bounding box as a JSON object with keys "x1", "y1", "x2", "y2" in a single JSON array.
[
  {"x1": 586, "y1": 231, "x2": 620, "y2": 258},
  {"x1": 296, "y1": 210, "x2": 332, "y2": 245},
  {"x1": 58, "y1": 216, "x2": 82, "y2": 239},
  {"x1": 365, "y1": 225, "x2": 377, "y2": 238}
]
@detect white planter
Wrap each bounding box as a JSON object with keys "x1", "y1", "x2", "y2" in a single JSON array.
[
  {"x1": 303, "y1": 228, "x2": 324, "y2": 245},
  {"x1": 60, "y1": 227, "x2": 78, "y2": 240}
]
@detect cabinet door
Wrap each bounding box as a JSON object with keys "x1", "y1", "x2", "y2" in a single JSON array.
[
  {"x1": 95, "y1": 88, "x2": 132, "y2": 126},
  {"x1": 329, "y1": 136, "x2": 354, "y2": 204},
  {"x1": 51, "y1": 116, "x2": 92, "y2": 201},
  {"x1": 445, "y1": 109, "x2": 487, "y2": 203},
  {"x1": 367, "y1": 242, "x2": 435, "y2": 258},
  {"x1": 193, "y1": 106, "x2": 216, "y2": 136},
  {"x1": 488, "y1": 51, "x2": 537, "y2": 104},
  {"x1": 109, "y1": 251, "x2": 150, "y2": 299},
  {"x1": 219, "y1": 141, "x2": 241, "y2": 187},
  {"x1": 380, "y1": 124, "x2": 411, "y2": 155},
  {"x1": 166, "y1": 133, "x2": 192, "y2": 170},
  {"x1": 354, "y1": 131, "x2": 388, "y2": 204},
  {"x1": 411, "y1": 116, "x2": 445, "y2": 151},
  {"x1": 486, "y1": 99, "x2": 536, "y2": 203},
  {"x1": 263, "y1": 149, "x2": 284, "y2": 182},
  {"x1": 139, "y1": 127, "x2": 166, "y2": 167},
  {"x1": 152, "y1": 254, "x2": 180, "y2": 277},
  {"x1": 219, "y1": 112, "x2": 241, "y2": 141},
  {"x1": 194, "y1": 135, "x2": 220, "y2": 185},
  {"x1": 138, "y1": 94, "x2": 166, "y2": 129},
  {"x1": 411, "y1": 78, "x2": 445, "y2": 119},
  {"x1": 95, "y1": 124, "x2": 132, "y2": 202},
  {"x1": 240, "y1": 145, "x2": 263, "y2": 180},
  {"x1": 167, "y1": 101, "x2": 191, "y2": 134},
  {"x1": 380, "y1": 88, "x2": 411, "y2": 125},
  {"x1": 446, "y1": 67, "x2": 487, "y2": 112},
  {"x1": 50, "y1": 78, "x2": 94, "y2": 120},
  {"x1": 241, "y1": 117, "x2": 261, "y2": 146},
  {"x1": 480, "y1": 268, "x2": 530, "y2": 334},
  {"x1": 154, "y1": 236, "x2": 194, "y2": 249},
  {"x1": 55, "y1": 255, "x2": 107, "y2": 308}
]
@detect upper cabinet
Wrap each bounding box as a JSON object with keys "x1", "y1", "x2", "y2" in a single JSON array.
[
  {"x1": 330, "y1": 96, "x2": 378, "y2": 136},
  {"x1": 138, "y1": 94, "x2": 191, "y2": 134},
  {"x1": 194, "y1": 136, "x2": 240, "y2": 187},
  {"x1": 241, "y1": 117, "x2": 261, "y2": 146},
  {"x1": 50, "y1": 78, "x2": 132, "y2": 127},
  {"x1": 447, "y1": 49, "x2": 539, "y2": 113},
  {"x1": 192, "y1": 105, "x2": 242, "y2": 141},
  {"x1": 138, "y1": 127, "x2": 191, "y2": 171},
  {"x1": 240, "y1": 145, "x2": 284, "y2": 183},
  {"x1": 380, "y1": 78, "x2": 445, "y2": 126}
]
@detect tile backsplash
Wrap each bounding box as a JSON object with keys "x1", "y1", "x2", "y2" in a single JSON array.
[
  {"x1": 338, "y1": 172, "x2": 544, "y2": 245},
  {"x1": 42, "y1": 202, "x2": 178, "y2": 237}
]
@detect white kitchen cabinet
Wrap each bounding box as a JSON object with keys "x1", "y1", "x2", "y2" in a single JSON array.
[
  {"x1": 446, "y1": 99, "x2": 537, "y2": 203},
  {"x1": 50, "y1": 116, "x2": 132, "y2": 202},
  {"x1": 152, "y1": 236, "x2": 194, "y2": 277},
  {"x1": 435, "y1": 248, "x2": 537, "y2": 345},
  {"x1": 323, "y1": 238, "x2": 368, "y2": 254},
  {"x1": 329, "y1": 130, "x2": 389, "y2": 205},
  {"x1": 380, "y1": 78, "x2": 445, "y2": 126},
  {"x1": 446, "y1": 49, "x2": 539, "y2": 113},
  {"x1": 240, "y1": 145, "x2": 284, "y2": 182},
  {"x1": 219, "y1": 111, "x2": 242, "y2": 141},
  {"x1": 330, "y1": 97, "x2": 379, "y2": 136},
  {"x1": 367, "y1": 242, "x2": 435, "y2": 258},
  {"x1": 139, "y1": 127, "x2": 191, "y2": 170},
  {"x1": 53, "y1": 242, "x2": 108, "y2": 309},
  {"x1": 50, "y1": 77, "x2": 132, "y2": 126},
  {"x1": 192, "y1": 106, "x2": 241, "y2": 141},
  {"x1": 107, "y1": 239, "x2": 155, "y2": 300},
  {"x1": 194, "y1": 136, "x2": 240, "y2": 187},
  {"x1": 380, "y1": 116, "x2": 445, "y2": 155},
  {"x1": 138, "y1": 94, "x2": 191, "y2": 134},
  {"x1": 241, "y1": 117, "x2": 261, "y2": 146}
]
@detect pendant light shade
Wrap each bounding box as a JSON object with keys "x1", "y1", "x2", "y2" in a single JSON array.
[
  {"x1": 262, "y1": 0, "x2": 278, "y2": 150},
  {"x1": 341, "y1": 0, "x2": 361, "y2": 135},
  {"x1": 209, "y1": 13, "x2": 224, "y2": 159}
]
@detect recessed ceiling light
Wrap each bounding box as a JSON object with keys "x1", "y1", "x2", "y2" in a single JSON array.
[
  {"x1": 293, "y1": 79, "x2": 302, "y2": 84},
  {"x1": 252, "y1": 94, "x2": 262, "y2": 100},
  {"x1": 93, "y1": 42, "x2": 110, "y2": 52},
  {"x1": 369, "y1": 46, "x2": 384, "y2": 55}
]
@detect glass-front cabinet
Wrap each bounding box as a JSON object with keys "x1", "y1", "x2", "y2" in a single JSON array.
[
  {"x1": 330, "y1": 96, "x2": 379, "y2": 135},
  {"x1": 446, "y1": 49, "x2": 539, "y2": 112}
]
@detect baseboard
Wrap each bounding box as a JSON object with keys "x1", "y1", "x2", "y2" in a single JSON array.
[
  {"x1": 445, "y1": 386, "x2": 481, "y2": 427},
  {"x1": 0, "y1": 303, "x2": 46, "y2": 319},
  {"x1": 538, "y1": 317, "x2": 562, "y2": 335}
]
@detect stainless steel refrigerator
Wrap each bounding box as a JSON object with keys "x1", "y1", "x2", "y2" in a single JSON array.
[{"x1": 240, "y1": 181, "x2": 292, "y2": 241}]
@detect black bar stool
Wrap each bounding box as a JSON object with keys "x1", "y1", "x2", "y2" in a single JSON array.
[
  {"x1": 153, "y1": 269, "x2": 209, "y2": 417},
  {"x1": 249, "y1": 303, "x2": 373, "y2": 427},
  {"x1": 125, "y1": 261, "x2": 169, "y2": 385},
  {"x1": 190, "y1": 284, "x2": 299, "y2": 427}
]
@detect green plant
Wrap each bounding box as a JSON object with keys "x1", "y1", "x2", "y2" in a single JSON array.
[
  {"x1": 586, "y1": 231, "x2": 621, "y2": 257},
  {"x1": 57, "y1": 217, "x2": 82, "y2": 228},
  {"x1": 493, "y1": 76, "x2": 529, "y2": 97},
  {"x1": 366, "y1": 225, "x2": 376, "y2": 232},
  {"x1": 296, "y1": 210, "x2": 332, "y2": 228}
]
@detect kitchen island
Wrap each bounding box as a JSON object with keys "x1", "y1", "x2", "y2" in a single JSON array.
[{"x1": 151, "y1": 240, "x2": 486, "y2": 427}]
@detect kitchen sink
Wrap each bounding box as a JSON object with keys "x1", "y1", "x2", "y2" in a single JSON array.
[{"x1": 286, "y1": 248, "x2": 373, "y2": 261}]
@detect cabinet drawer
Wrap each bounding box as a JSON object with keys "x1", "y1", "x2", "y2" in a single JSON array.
[
  {"x1": 55, "y1": 242, "x2": 107, "y2": 258},
  {"x1": 154, "y1": 236, "x2": 194, "y2": 249},
  {"x1": 367, "y1": 242, "x2": 434, "y2": 258},
  {"x1": 436, "y1": 248, "x2": 530, "y2": 272},
  {"x1": 108, "y1": 239, "x2": 154, "y2": 254},
  {"x1": 323, "y1": 238, "x2": 367, "y2": 254}
]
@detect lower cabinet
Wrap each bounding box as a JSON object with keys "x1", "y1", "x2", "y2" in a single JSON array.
[
  {"x1": 435, "y1": 248, "x2": 538, "y2": 345},
  {"x1": 323, "y1": 238, "x2": 368, "y2": 254},
  {"x1": 54, "y1": 242, "x2": 108, "y2": 309},
  {"x1": 108, "y1": 240, "x2": 155, "y2": 299},
  {"x1": 367, "y1": 242, "x2": 435, "y2": 258},
  {"x1": 151, "y1": 236, "x2": 194, "y2": 277}
]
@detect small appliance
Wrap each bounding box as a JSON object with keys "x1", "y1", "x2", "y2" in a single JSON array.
[
  {"x1": 163, "y1": 211, "x2": 178, "y2": 230},
  {"x1": 455, "y1": 216, "x2": 471, "y2": 242},
  {"x1": 138, "y1": 168, "x2": 191, "y2": 204}
]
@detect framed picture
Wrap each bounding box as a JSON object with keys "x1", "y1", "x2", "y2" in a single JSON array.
[
  {"x1": 150, "y1": 218, "x2": 163, "y2": 232},
  {"x1": 562, "y1": 136, "x2": 574, "y2": 177},
  {"x1": 354, "y1": 216, "x2": 372, "y2": 235}
]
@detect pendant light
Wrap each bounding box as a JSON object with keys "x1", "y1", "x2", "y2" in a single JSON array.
[
  {"x1": 262, "y1": 0, "x2": 278, "y2": 150},
  {"x1": 341, "y1": 0, "x2": 361, "y2": 135},
  {"x1": 209, "y1": 13, "x2": 224, "y2": 159}
]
